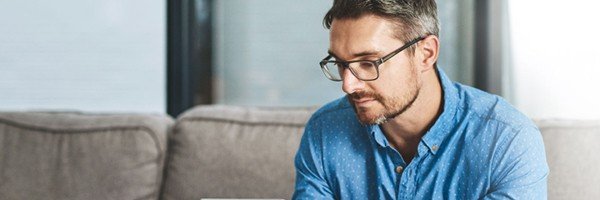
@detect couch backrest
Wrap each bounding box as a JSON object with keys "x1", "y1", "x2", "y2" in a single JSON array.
[
  {"x1": 537, "y1": 119, "x2": 600, "y2": 200},
  {"x1": 0, "y1": 112, "x2": 173, "y2": 200},
  {"x1": 2, "y1": 108, "x2": 598, "y2": 200},
  {"x1": 160, "y1": 105, "x2": 315, "y2": 200}
]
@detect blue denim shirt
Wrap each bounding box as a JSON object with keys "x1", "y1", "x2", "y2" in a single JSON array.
[{"x1": 293, "y1": 68, "x2": 548, "y2": 200}]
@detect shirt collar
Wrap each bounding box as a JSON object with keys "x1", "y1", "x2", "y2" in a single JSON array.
[
  {"x1": 365, "y1": 67, "x2": 460, "y2": 155},
  {"x1": 420, "y1": 67, "x2": 459, "y2": 155},
  {"x1": 366, "y1": 124, "x2": 388, "y2": 147}
]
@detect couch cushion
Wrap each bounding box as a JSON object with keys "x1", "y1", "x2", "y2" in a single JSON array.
[
  {"x1": 537, "y1": 119, "x2": 600, "y2": 200},
  {"x1": 161, "y1": 105, "x2": 315, "y2": 200},
  {"x1": 0, "y1": 112, "x2": 173, "y2": 200}
]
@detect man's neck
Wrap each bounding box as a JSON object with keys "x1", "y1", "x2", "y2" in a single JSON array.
[{"x1": 380, "y1": 69, "x2": 443, "y2": 163}]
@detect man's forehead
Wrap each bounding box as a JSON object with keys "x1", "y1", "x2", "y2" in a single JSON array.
[
  {"x1": 328, "y1": 16, "x2": 402, "y2": 60},
  {"x1": 329, "y1": 16, "x2": 402, "y2": 40}
]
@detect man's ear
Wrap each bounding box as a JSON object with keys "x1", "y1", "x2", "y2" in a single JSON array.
[{"x1": 417, "y1": 35, "x2": 440, "y2": 72}]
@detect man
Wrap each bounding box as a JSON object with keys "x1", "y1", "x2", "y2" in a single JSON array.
[{"x1": 293, "y1": 0, "x2": 549, "y2": 199}]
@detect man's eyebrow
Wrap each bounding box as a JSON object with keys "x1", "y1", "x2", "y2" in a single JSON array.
[
  {"x1": 327, "y1": 50, "x2": 339, "y2": 60},
  {"x1": 327, "y1": 50, "x2": 382, "y2": 61}
]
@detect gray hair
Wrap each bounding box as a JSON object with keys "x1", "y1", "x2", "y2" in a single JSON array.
[{"x1": 323, "y1": 0, "x2": 439, "y2": 54}]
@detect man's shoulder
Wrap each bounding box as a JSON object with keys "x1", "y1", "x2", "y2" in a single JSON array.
[
  {"x1": 300, "y1": 96, "x2": 364, "y2": 151},
  {"x1": 446, "y1": 83, "x2": 548, "y2": 199},
  {"x1": 309, "y1": 96, "x2": 355, "y2": 123},
  {"x1": 454, "y1": 83, "x2": 536, "y2": 130}
]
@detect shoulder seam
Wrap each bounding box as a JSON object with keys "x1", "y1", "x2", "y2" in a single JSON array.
[{"x1": 456, "y1": 101, "x2": 535, "y2": 133}]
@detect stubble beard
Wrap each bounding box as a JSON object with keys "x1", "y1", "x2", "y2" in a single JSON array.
[{"x1": 348, "y1": 67, "x2": 421, "y2": 125}]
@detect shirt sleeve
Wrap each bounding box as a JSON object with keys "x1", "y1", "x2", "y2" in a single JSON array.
[
  {"x1": 292, "y1": 118, "x2": 335, "y2": 200},
  {"x1": 483, "y1": 125, "x2": 549, "y2": 199}
]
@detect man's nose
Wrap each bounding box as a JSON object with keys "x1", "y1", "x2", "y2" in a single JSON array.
[{"x1": 341, "y1": 68, "x2": 364, "y2": 94}]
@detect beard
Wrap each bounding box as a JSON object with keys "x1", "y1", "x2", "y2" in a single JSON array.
[{"x1": 347, "y1": 66, "x2": 421, "y2": 125}]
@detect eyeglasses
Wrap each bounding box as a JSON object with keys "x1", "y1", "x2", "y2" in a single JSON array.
[{"x1": 319, "y1": 36, "x2": 426, "y2": 81}]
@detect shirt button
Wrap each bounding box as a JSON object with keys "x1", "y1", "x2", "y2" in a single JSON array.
[
  {"x1": 395, "y1": 166, "x2": 404, "y2": 174},
  {"x1": 432, "y1": 145, "x2": 439, "y2": 151}
]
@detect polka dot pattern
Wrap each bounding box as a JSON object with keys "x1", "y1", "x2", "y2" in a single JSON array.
[{"x1": 292, "y1": 68, "x2": 549, "y2": 199}]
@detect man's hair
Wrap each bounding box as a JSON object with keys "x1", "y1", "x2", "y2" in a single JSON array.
[{"x1": 323, "y1": 0, "x2": 439, "y2": 55}]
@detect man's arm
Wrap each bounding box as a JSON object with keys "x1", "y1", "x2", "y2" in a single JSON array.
[
  {"x1": 292, "y1": 121, "x2": 335, "y2": 200},
  {"x1": 484, "y1": 125, "x2": 549, "y2": 199}
]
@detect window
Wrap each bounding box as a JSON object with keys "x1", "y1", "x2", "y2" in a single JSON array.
[
  {"x1": 169, "y1": 0, "x2": 477, "y2": 116},
  {"x1": 0, "y1": 0, "x2": 166, "y2": 113},
  {"x1": 508, "y1": 0, "x2": 600, "y2": 119}
]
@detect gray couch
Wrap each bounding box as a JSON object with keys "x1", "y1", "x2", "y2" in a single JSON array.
[{"x1": 0, "y1": 105, "x2": 598, "y2": 200}]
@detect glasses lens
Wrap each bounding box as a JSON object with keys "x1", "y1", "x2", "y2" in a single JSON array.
[
  {"x1": 351, "y1": 61, "x2": 378, "y2": 80},
  {"x1": 321, "y1": 62, "x2": 343, "y2": 81},
  {"x1": 321, "y1": 61, "x2": 378, "y2": 81}
]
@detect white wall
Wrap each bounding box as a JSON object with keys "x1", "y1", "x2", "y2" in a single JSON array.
[
  {"x1": 509, "y1": 0, "x2": 600, "y2": 120},
  {"x1": 0, "y1": 0, "x2": 165, "y2": 113}
]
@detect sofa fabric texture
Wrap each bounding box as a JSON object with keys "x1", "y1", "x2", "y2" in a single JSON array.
[
  {"x1": 537, "y1": 120, "x2": 600, "y2": 200},
  {"x1": 161, "y1": 105, "x2": 315, "y2": 200},
  {"x1": 0, "y1": 112, "x2": 173, "y2": 200},
  {"x1": 0, "y1": 107, "x2": 598, "y2": 200}
]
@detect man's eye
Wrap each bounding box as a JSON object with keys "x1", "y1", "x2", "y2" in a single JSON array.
[
  {"x1": 359, "y1": 62, "x2": 375, "y2": 69},
  {"x1": 335, "y1": 63, "x2": 346, "y2": 68}
]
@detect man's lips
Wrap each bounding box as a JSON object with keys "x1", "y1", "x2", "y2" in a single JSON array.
[{"x1": 352, "y1": 98, "x2": 376, "y2": 106}]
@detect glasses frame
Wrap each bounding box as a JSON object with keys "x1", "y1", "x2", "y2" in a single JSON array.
[{"x1": 319, "y1": 36, "x2": 427, "y2": 81}]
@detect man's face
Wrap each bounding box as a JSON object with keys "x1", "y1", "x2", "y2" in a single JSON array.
[{"x1": 329, "y1": 15, "x2": 422, "y2": 125}]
